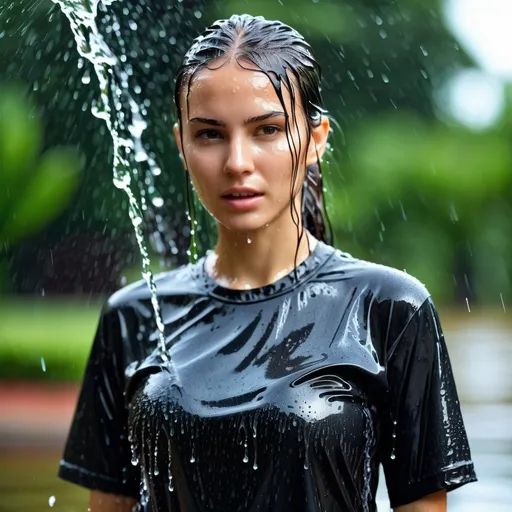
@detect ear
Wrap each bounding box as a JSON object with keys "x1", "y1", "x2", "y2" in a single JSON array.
[
  {"x1": 306, "y1": 115, "x2": 330, "y2": 167},
  {"x1": 173, "y1": 122, "x2": 185, "y2": 165}
]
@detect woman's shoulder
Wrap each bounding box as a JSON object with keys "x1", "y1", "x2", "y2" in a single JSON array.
[
  {"x1": 324, "y1": 246, "x2": 431, "y2": 309},
  {"x1": 106, "y1": 260, "x2": 206, "y2": 310}
]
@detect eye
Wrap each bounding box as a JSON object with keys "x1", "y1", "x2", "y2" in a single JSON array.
[
  {"x1": 196, "y1": 129, "x2": 222, "y2": 140},
  {"x1": 257, "y1": 125, "x2": 281, "y2": 136}
]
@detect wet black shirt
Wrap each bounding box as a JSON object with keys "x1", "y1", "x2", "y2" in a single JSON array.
[{"x1": 59, "y1": 241, "x2": 477, "y2": 511}]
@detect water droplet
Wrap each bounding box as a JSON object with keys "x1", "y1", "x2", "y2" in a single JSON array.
[
  {"x1": 152, "y1": 197, "x2": 164, "y2": 208},
  {"x1": 41, "y1": 357, "x2": 46, "y2": 372},
  {"x1": 247, "y1": 238, "x2": 252, "y2": 244},
  {"x1": 390, "y1": 453, "x2": 396, "y2": 460},
  {"x1": 420, "y1": 45, "x2": 429, "y2": 56},
  {"x1": 81, "y1": 70, "x2": 91, "y2": 85},
  {"x1": 466, "y1": 297, "x2": 471, "y2": 313},
  {"x1": 381, "y1": 73, "x2": 389, "y2": 84},
  {"x1": 243, "y1": 440, "x2": 249, "y2": 463},
  {"x1": 48, "y1": 496, "x2": 56, "y2": 507},
  {"x1": 500, "y1": 293, "x2": 506, "y2": 312},
  {"x1": 130, "y1": 439, "x2": 139, "y2": 466},
  {"x1": 168, "y1": 438, "x2": 174, "y2": 491}
]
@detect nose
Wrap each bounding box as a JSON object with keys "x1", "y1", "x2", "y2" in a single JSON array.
[{"x1": 223, "y1": 135, "x2": 254, "y2": 175}]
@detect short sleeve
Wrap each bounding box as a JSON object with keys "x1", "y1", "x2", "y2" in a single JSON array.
[
  {"x1": 381, "y1": 296, "x2": 477, "y2": 508},
  {"x1": 58, "y1": 305, "x2": 140, "y2": 498}
]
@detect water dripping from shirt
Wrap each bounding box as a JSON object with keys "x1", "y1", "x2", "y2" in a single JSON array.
[{"x1": 361, "y1": 408, "x2": 374, "y2": 512}]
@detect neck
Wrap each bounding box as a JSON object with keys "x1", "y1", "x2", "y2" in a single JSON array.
[{"x1": 206, "y1": 220, "x2": 318, "y2": 290}]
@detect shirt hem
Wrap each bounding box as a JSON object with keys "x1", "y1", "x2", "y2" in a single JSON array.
[
  {"x1": 388, "y1": 461, "x2": 478, "y2": 508},
  {"x1": 58, "y1": 460, "x2": 139, "y2": 499}
]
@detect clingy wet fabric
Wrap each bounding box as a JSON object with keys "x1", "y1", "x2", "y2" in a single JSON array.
[{"x1": 59, "y1": 241, "x2": 477, "y2": 511}]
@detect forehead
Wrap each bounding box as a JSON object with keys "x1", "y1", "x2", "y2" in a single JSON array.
[{"x1": 182, "y1": 60, "x2": 296, "y2": 116}]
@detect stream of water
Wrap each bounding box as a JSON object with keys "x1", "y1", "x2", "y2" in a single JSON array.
[{"x1": 52, "y1": 0, "x2": 174, "y2": 361}]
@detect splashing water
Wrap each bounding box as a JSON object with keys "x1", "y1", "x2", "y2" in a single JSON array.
[{"x1": 51, "y1": 0, "x2": 170, "y2": 359}]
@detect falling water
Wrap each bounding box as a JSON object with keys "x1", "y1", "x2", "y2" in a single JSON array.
[
  {"x1": 361, "y1": 408, "x2": 374, "y2": 512},
  {"x1": 51, "y1": 0, "x2": 169, "y2": 358}
]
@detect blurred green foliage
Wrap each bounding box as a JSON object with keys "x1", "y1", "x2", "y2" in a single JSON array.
[
  {"x1": 0, "y1": 85, "x2": 81, "y2": 246},
  {"x1": 325, "y1": 106, "x2": 512, "y2": 302},
  {"x1": 0, "y1": 84, "x2": 82, "y2": 292}
]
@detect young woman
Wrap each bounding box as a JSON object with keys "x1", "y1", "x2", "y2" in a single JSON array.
[{"x1": 59, "y1": 14, "x2": 477, "y2": 512}]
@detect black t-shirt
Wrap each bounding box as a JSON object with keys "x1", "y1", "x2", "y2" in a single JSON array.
[{"x1": 59, "y1": 241, "x2": 477, "y2": 511}]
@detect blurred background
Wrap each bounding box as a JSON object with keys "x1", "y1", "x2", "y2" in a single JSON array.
[{"x1": 0, "y1": 0, "x2": 510, "y2": 510}]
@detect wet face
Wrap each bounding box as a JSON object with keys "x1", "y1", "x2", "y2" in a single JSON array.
[{"x1": 174, "y1": 59, "x2": 328, "y2": 235}]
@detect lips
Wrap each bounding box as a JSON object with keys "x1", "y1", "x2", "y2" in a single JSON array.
[
  {"x1": 221, "y1": 193, "x2": 264, "y2": 211},
  {"x1": 221, "y1": 187, "x2": 263, "y2": 198},
  {"x1": 223, "y1": 192, "x2": 263, "y2": 198}
]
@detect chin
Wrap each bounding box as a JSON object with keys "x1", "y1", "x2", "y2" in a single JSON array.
[{"x1": 216, "y1": 215, "x2": 272, "y2": 236}]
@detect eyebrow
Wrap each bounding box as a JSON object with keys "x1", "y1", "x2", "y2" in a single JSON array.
[{"x1": 188, "y1": 111, "x2": 286, "y2": 127}]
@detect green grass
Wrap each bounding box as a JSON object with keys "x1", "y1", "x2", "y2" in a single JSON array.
[
  {"x1": 0, "y1": 298, "x2": 103, "y2": 381},
  {"x1": 0, "y1": 448, "x2": 89, "y2": 511}
]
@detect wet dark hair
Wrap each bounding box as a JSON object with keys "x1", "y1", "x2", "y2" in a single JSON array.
[{"x1": 173, "y1": 14, "x2": 333, "y2": 260}]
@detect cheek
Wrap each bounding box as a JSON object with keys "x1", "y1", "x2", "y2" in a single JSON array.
[
  {"x1": 265, "y1": 133, "x2": 308, "y2": 180},
  {"x1": 186, "y1": 146, "x2": 219, "y2": 181},
  {"x1": 260, "y1": 136, "x2": 294, "y2": 165},
  {"x1": 186, "y1": 161, "x2": 211, "y2": 198}
]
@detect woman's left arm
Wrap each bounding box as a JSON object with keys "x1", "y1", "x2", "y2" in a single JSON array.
[
  {"x1": 394, "y1": 490, "x2": 446, "y2": 512},
  {"x1": 381, "y1": 294, "x2": 477, "y2": 508}
]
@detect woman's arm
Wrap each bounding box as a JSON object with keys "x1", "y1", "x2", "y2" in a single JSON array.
[
  {"x1": 394, "y1": 490, "x2": 446, "y2": 512},
  {"x1": 89, "y1": 490, "x2": 138, "y2": 512}
]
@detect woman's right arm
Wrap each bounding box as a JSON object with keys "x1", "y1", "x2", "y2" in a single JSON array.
[{"x1": 89, "y1": 490, "x2": 138, "y2": 512}]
